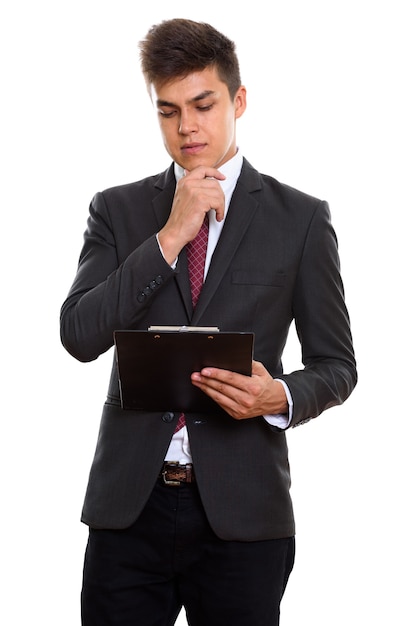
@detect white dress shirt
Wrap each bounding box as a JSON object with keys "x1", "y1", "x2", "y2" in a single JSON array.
[{"x1": 159, "y1": 151, "x2": 292, "y2": 463}]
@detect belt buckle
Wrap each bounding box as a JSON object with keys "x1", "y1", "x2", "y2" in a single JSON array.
[{"x1": 162, "y1": 461, "x2": 181, "y2": 486}]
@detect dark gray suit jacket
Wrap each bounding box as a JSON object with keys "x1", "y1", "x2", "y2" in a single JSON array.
[{"x1": 60, "y1": 158, "x2": 357, "y2": 541}]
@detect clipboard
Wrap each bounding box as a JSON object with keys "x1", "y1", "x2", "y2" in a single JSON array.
[{"x1": 113, "y1": 328, "x2": 254, "y2": 412}]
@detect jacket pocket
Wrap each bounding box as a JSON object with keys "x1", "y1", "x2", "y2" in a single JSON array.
[{"x1": 231, "y1": 270, "x2": 286, "y2": 287}]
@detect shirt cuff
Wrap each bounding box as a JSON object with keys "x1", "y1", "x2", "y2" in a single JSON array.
[
  {"x1": 263, "y1": 379, "x2": 293, "y2": 429},
  {"x1": 156, "y1": 233, "x2": 178, "y2": 269}
]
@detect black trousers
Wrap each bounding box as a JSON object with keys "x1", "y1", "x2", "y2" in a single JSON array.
[{"x1": 81, "y1": 478, "x2": 295, "y2": 626}]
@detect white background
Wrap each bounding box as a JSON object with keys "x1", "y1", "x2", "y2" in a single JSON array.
[{"x1": 1, "y1": 1, "x2": 417, "y2": 624}]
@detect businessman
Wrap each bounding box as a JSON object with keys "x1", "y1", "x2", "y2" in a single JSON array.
[{"x1": 60, "y1": 18, "x2": 357, "y2": 626}]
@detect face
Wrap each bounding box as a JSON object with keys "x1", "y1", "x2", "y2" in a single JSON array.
[{"x1": 150, "y1": 66, "x2": 246, "y2": 170}]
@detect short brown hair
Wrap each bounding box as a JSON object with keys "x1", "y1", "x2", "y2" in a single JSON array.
[{"x1": 139, "y1": 18, "x2": 241, "y2": 100}]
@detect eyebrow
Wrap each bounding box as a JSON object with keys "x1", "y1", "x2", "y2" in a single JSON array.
[{"x1": 156, "y1": 90, "x2": 216, "y2": 108}]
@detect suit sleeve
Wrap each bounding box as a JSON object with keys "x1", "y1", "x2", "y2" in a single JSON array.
[
  {"x1": 280, "y1": 200, "x2": 357, "y2": 426},
  {"x1": 60, "y1": 191, "x2": 176, "y2": 362}
]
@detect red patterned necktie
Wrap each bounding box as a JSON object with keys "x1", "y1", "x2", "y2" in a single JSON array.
[
  {"x1": 175, "y1": 214, "x2": 209, "y2": 433},
  {"x1": 186, "y1": 213, "x2": 209, "y2": 308}
]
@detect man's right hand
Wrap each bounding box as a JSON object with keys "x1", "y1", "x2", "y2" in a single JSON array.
[{"x1": 158, "y1": 166, "x2": 226, "y2": 265}]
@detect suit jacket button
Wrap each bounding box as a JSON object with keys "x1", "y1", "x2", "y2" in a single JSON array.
[{"x1": 162, "y1": 412, "x2": 175, "y2": 423}]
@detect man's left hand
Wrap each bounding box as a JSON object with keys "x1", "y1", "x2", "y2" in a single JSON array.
[{"x1": 191, "y1": 360, "x2": 288, "y2": 420}]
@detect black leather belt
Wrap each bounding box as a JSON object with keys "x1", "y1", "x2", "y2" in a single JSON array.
[{"x1": 160, "y1": 462, "x2": 195, "y2": 486}]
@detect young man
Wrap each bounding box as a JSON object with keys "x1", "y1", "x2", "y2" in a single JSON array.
[{"x1": 61, "y1": 18, "x2": 357, "y2": 626}]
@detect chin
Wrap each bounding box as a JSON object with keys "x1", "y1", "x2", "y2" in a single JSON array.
[{"x1": 176, "y1": 151, "x2": 216, "y2": 171}]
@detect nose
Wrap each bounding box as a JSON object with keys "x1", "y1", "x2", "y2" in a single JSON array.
[{"x1": 178, "y1": 110, "x2": 198, "y2": 135}]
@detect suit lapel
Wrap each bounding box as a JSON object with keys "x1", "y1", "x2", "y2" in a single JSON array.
[
  {"x1": 151, "y1": 165, "x2": 176, "y2": 229},
  {"x1": 192, "y1": 162, "x2": 261, "y2": 323},
  {"x1": 176, "y1": 248, "x2": 194, "y2": 319}
]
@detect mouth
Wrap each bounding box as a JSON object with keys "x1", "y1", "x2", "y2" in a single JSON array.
[{"x1": 181, "y1": 142, "x2": 207, "y2": 156}]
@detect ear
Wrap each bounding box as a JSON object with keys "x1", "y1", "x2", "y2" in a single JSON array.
[{"x1": 234, "y1": 85, "x2": 247, "y2": 119}]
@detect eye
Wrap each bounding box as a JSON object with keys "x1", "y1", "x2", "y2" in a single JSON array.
[
  {"x1": 196, "y1": 104, "x2": 213, "y2": 112},
  {"x1": 159, "y1": 110, "x2": 176, "y2": 118}
]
